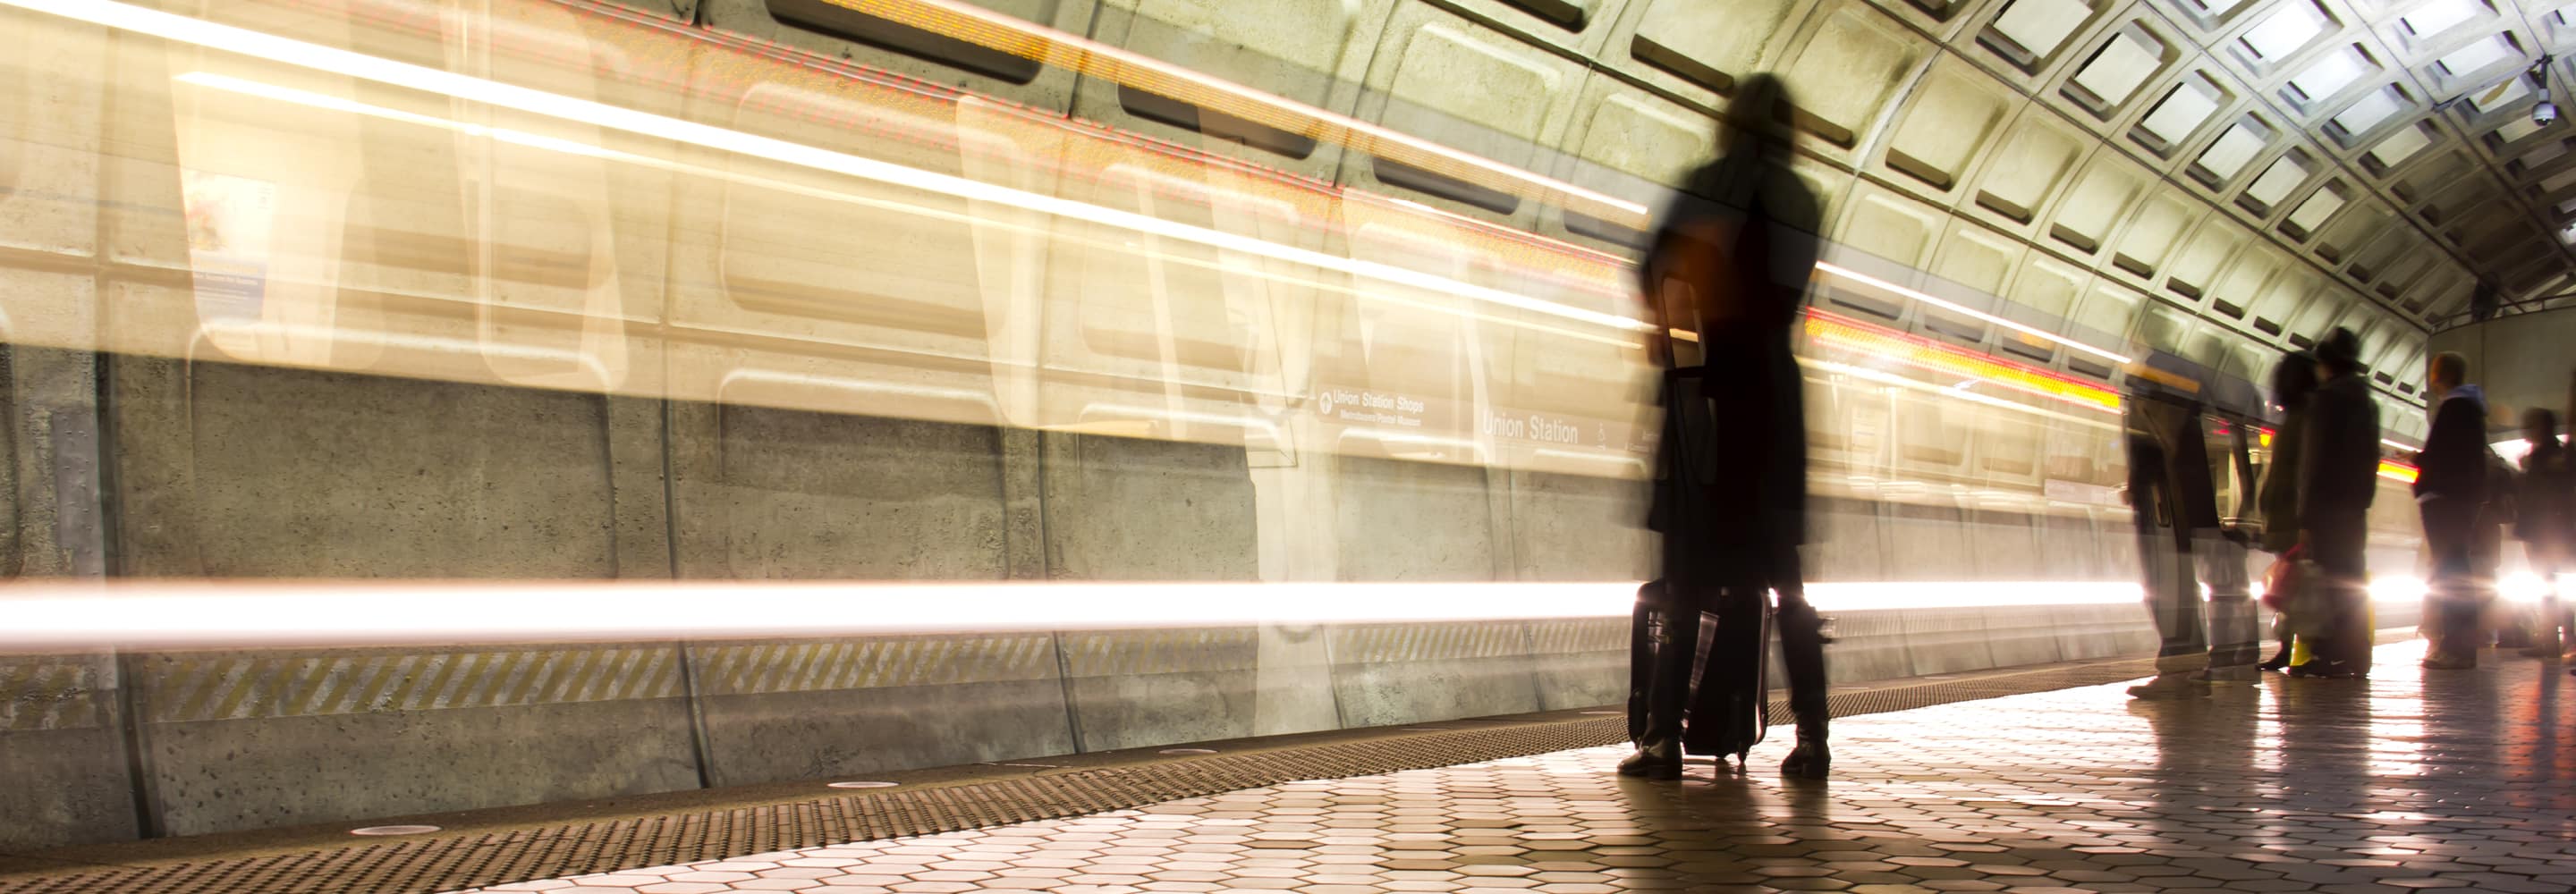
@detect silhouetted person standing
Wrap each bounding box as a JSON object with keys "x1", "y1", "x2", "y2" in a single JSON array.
[
  {"x1": 2416, "y1": 351, "x2": 2491, "y2": 670},
  {"x1": 2258, "y1": 351, "x2": 2320, "y2": 672},
  {"x1": 2513, "y1": 408, "x2": 2570, "y2": 661},
  {"x1": 1623, "y1": 73, "x2": 1829, "y2": 780},
  {"x1": 2299, "y1": 328, "x2": 2378, "y2": 678},
  {"x1": 2119, "y1": 356, "x2": 2236, "y2": 699}
]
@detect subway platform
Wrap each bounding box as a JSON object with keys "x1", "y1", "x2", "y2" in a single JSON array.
[{"x1": 11, "y1": 638, "x2": 2576, "y2": 894}]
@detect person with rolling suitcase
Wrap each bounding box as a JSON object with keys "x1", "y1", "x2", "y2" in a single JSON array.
[{"x1": 1623, "y1": 72, "x2": 1828, "y2": 781}]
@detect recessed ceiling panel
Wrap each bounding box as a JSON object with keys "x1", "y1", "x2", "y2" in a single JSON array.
[
  {"x1": 2190, "y1": 119, "x2": 2272, "y2": 184},
  {"x1": 2241, "y1": 152, "x2": 2313, "y2": 213},
  {"x1": 2047, "y1": 154, "x2": 2152, "y2": 253},
  {"x1": 1984, "y1": 0, "x2": 2098, "y2": 70},
  {"x1": 2284, "y1": 45, "x2": 2374, "y2": 107},
  {"x1": 1973, "y1": 114, "x2": 2088, "y2": 223},
  {"x1": 2330, "y1": 86, "x2": 2409, "y2": 143},
  {"x1": 1843, "y1": 185, "x2": 1948, "y2": 266},
  {"x1": 2164, "y1": 217, "x2": 2249, "y2": 299},
  {"x1": 2283, "y1": 181, "x2": 2349, "y2": 239},
  {"x1": 2434, "y1": 34, "x2": 2519, "y2": 81},
  {"x1": 2110, "y1": 192, "x2": 2199, "y2": 277},
  {"x1": 2135, "y1": 76, "x2": 2225, "y2": 154},
  {"x1": 1628, "y1": 0, "x2": 1805, "y2": 94},
  {"x1": 1883, "y1": 60, "x2": 2017, "y2": 190},
  {"x1": 2236, "y1": 2, "x2": 2330, "y2": 63},
  {"x1": 1778, "y1": 6, "x2": 1929, "y2": 147},
  {"x1": 2364, "y1": 121, "x2": 2436, "y2": 169},
  {"x1": 2397, "y1": 0, "x2": 2487, "y2": 44},
  {"x1": 2065, "y1": 29, "x2": 2166, "y2": 113}
]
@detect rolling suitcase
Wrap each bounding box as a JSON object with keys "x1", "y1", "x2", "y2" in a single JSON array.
[
  {"x1": 1683, "y1": 585, "x2": 1771, "y2": 764},
  {"x1": 1626, "y1": 579, "x2": 1771, "y2": 766}
]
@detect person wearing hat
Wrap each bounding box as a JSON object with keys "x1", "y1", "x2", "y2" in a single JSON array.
[{"x1": 2297, "y1": 326, "x2": 2381, "y2": 678}]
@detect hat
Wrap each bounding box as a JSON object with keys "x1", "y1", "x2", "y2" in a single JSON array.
[{"x1": 2316, "y1": 326, "x2": 2362, "y2": 370}]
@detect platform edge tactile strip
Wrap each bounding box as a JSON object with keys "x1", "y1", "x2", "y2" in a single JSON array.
[{"x1": 1, "y1": 654, "x2": 2176, "y2": 894}]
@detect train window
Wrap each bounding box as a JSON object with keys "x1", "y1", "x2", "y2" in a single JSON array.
[
  {"x1": 1071, "y1": 164, "x2": 1254, "y2": 376},
  {"x1": 767, "y1": 0, "x2": 1045, "y2": 84},
  {"x1": 717, "y1": 83, "x2": 988, "y2": 363}
]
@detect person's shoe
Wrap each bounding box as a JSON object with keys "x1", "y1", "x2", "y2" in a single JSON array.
[
  {"x1": 2127, "y1": 674, "x2": 2209, "y2": 699},
  {"x1": 2421, "y1": 652, "x2": 2477, "y2": 670},
  {"x1": 1779, "y1": 722, "x2": 1828, "y2": 780},
  {"x1": 2258, "y1": 654, "x2": 2291, "y2": 672},
  {"x1": 1617, "y1": 739, "x2": 1682, "y2": 780}
]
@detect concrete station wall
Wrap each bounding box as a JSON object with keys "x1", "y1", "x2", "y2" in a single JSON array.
[
  {"x1": 0, "y1": 353, "x2": 2414, "y2": 848},
  {"x1": 2428, "y1": 307, "x2": 2576, "y2": 432}
]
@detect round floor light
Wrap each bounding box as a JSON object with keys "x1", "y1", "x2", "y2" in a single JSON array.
[
  {"x1": 350, "y1": 825, "x2": 440, "y2": 837},
  {"x1": 827, "y1": 780, "x2": 898, "y2": 789},
  {"x1": 1158, "y1": 747, "x2": 1217, "y2": 755}
]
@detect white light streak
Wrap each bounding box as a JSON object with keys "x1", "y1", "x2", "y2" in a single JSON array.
[
  {"x1": 1813, "y1": 261, "x2": 2135, "y2": 366},
  {"x1": 13, "y1": 1, "x2": 1649, "y2": 334},
  {"x1": 0, "y1": 580, "x2": 2158, "y2": 651}
]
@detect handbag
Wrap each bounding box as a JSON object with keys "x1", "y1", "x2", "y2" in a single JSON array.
[{"x1": 2260, "y1": 544, "x2": 2303, "y2": 612}]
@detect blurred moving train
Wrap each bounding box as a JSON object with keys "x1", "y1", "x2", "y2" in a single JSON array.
[
  {"x1": 0, "y1": 0, "x2": 2482, "y2": 848},
  {"x1": 0, "y1": 0, "x2": 2428, "y2": 588}
]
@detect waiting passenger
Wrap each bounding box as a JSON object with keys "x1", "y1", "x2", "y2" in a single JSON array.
[
  {"x1": 2258, "y1": 351, "x2": 2320, "y2": 672},
  {"x1": 1624, "y1": 72, "x2": 1830, "y2": 781},
  {"x1": 2119, "y1": 359, "x2": 2241, "y2": 699},
  {"x1": 2514, "y1": 408, "x2": 2571, "y2": 662},
  {"x1": 2416, "y1": 351, "x2": 2495, "y2": 670},
  {"x1": 2297, "y1": 327, "x2": 2379, "y2": 679}
]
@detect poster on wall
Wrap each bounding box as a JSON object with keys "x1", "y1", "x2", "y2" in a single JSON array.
[{"x1": 179, "y1": 169, "x2": 277, "y2": 325}]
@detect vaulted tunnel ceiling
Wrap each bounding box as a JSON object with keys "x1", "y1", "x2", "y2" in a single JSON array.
[{"x1": 669, "y1": 0, "x2": 2576, "y2": 426}]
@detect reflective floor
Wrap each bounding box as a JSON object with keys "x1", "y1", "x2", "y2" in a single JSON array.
[{"x1": 458, "y1": 639, "x2": 2576, "y2": 893}]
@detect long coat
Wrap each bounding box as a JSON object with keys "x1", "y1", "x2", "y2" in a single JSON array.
[{"x1": 1639, "y1": 148, "x2": 1819, "y2": 590}]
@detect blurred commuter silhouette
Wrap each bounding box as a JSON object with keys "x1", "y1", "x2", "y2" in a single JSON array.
[
  {"x1": 2513, "y1": 407, "x2": 2570, "y2": 661},
  {"x1": 2300, "y1": 327, "x2": 2380, "y2": 678},
  {"x1": 2258, "y1": 350, "x2": 2319, "y2": 672},
  {"x1": 2415, "y1": 351, "x2": 2496, "y2": 670},
  {"x1": 2119, "y1": 354, "x2": 2247, "y2": 699},
  {"x1": 1623, "y1": 73, "x2": 1830, "y2": 781}
]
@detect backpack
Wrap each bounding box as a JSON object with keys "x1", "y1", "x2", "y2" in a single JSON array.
[{"x1": 2481, "y1": 449, "x2": 2517, "y2": 529}]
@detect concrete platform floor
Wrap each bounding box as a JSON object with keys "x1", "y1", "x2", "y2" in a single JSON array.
[{"x1": 458, "y1": 639, "x2": 2576, "y2": 894}]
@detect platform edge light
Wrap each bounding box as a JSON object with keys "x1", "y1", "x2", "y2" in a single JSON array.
[{"x1": 0, "y1": 580, "x2": 2180, "y2": 651}]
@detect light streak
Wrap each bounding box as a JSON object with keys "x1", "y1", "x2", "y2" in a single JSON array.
[
  {"x1": 0, "y1": 580, "x2": 2162, "y2": 651},
  {"x1": 168, "y1": 71, "x2": 1648, "y2": 350},
  {"x1": 3, "y1": 0, "x2": 1652, "y2": 335},
  {"x1": 1805, "y1": 309, "x2": 2123, "y2": 414},
  {"x1": 1812, "y1": 261, "x2": 2134, "y2": 366}
]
